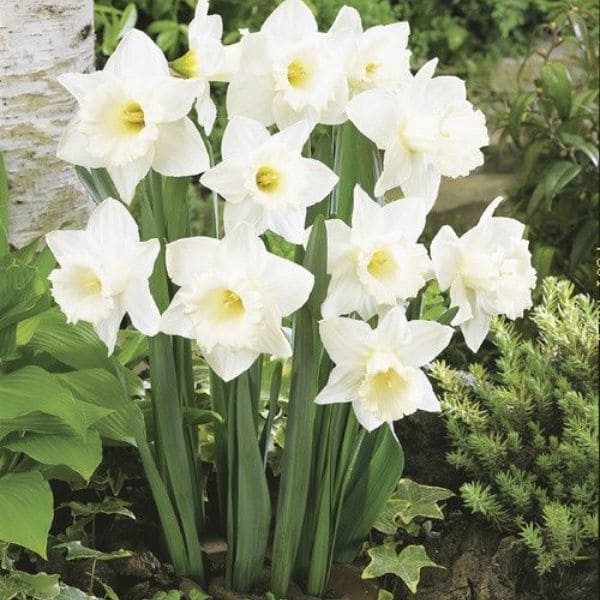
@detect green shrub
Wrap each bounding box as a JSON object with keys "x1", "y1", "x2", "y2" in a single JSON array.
[
  {"x1": 497, "y1": 2, "x2": 599, "y2": 292},
  {"x1": 431, "y1": 278, "x2": 598, "y2": 574}
]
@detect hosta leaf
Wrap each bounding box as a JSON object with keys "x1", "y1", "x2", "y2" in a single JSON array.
[
  {"x1": 54, "y1": 541, "x2": 131, "y2": 561},
  {"x1": 57, "y1": 369, "x2": 146, "y2": 446},
  {"x1": 4, "y1": 430, "x2": 103, "y2": 481},
  {"x1": 395, "y1": 479, "x2": 454, "y2": 524},
  {"x1": 0, "y1": 471, "x2": 53, "y2": 557},
  {"x1": 0, "y1": 366, "x2": 88, "y2": 435},
  {"x1": 25, "y1": 308, "x2": 112, "y2": 371},
  {"x1": 362, "y1": 543, "x2": 442, "y2": 593}
]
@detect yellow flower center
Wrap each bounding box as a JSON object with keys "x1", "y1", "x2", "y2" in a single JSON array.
[
  {"x1": 81, "y1": 270, "x2": 102, "y2": 296},
  {"x1": 255, "y1": 166, "x2": 281, "y2": 193},
  {"x1": 367, "y1": 249, "x2": 395, "y2": 280},
  {"x1": 287, "y1": 59, "x2": 309, "y2": 88},
  {"x1": 170, "y1": 50, "x2": 199, "y2": 79},
  {"x1": 121, "y1": 102, "x2": 145, "y2": 134},
  {"x1": 220, "y1": 289, "x2": 245, "y2": 319},
  {"x1": 365, "y1": 62, "x2": 380, "y2": 78}
]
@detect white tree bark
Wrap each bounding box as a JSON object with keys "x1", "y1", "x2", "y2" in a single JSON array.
[{"x1": 0, "y1": 0, "x2": 95, "y2": 247}]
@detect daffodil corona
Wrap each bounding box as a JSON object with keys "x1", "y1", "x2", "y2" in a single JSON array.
[
  {"x1": 431, "y1": 197, "x2": 536, "y2": 351},
  {"x1": 322, "y1": 185, "x2": 433, "y2": 319},
  {"x1": 46, "y1": 198, "x2": 161, "y2": 354},
  {"x1": 200, "y1": 117, "x2": 338, "y2": 243},
  {"x1": 57, "y1": 29, "x2": 209, "y2": 203},
  {"x1": 160, "y1": 224, "x2": 314, "y2": 381},
  {"x1": 316, "y1": 307, "x2": 453, "y2": 431}
]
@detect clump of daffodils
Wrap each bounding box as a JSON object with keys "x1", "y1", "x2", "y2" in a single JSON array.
[{"x1": 50, "y1": 0, "x2": 535, "y2": 434}]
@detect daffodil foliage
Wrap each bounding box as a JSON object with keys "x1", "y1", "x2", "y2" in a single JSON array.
[{"x1": 44, "y1": 0, "x2": 536, "y2": 597}]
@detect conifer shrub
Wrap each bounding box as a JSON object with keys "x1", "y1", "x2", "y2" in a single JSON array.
[{"x1": 431, "y1": 277, "x2": 598, "y2": 574}]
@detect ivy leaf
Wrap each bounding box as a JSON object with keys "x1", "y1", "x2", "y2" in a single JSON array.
[
  {"x1": 373, "y1": 498, "x2": 409, "y2": 535},
  {"x1": 54, "y1": 541, "x2": 131, "y2": 562},
  {"x1": 0, "y1": 570, "x2": 60, "y2": 600},
  {"x1": 395, "y1": 479, "x2": 454, "y2": 524},
  {"x1": 362, "y1": 543, "x2": 442, "y2": 593}
]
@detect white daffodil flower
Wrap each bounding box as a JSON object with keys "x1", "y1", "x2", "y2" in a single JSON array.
[
  {"x1": 161, "y1": 223, "x2": 314, "y2": 381},
  {"x1": 226, "y1": 0, "x2": 351, "y2": 129},
  {"x1": 316, "y1": 307, "x2": 453, "y2": 432},
  {"x1": 170, "y1": 0, "x2": 241, "y2": 134},
  {"x1": 57, "y1": 29, "x2": 209, "y2": 204},
  {"x1": 347, "y1": 59, "x2": 489, "y2": 207},
  {"x1": 330, "y1": 6, "x2": 411, "y2": 97},
  {"x1": 431, "y1": 197, "x2": 536, "y2": 352},
  {"x1": 46, "y1": 198, "x2": 161, "y2": 355},
  {"x1": 200, "y1": 117, "x2": 338, "y2": 244},
  {"x1": 321, "y1": 185, "x2": 433, "y2": 320}
]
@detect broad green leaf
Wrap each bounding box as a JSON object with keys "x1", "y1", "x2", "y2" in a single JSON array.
[
  {"x1": 0, "y1": 259, "x2": 50, "y2": 331},
  {"x1": 543, "y1": 161, "x2": 581, "y2": 203},
  {"x1": 117, "y1": 3, "x2": 137, "y2": 39},
  {"x1": 4, "y1": 430, "x2": 102, "y2": 481},
  {"x1": 25, "y1": 308, "x2": 112, "y2": 371},
  {"x1": 0, "y1": 366, "x2": 88, "y2": 435},
  {"x1": 57, "y1": 369, "x2": 146, "y2": 446},
  {"x1": 0, "y1": 413, "x2": 76, "y2": 440},
  {"x1": 0, "y1": 471, "x2": 53, "y2": 557},
  {"x1": 394, "y1": 479, "x2": 454, "y2": 524},
  {"x1": 377, "y1": 591, "x2": 394, "y2": 600},
  {"x1": 55, "y1": 541, "x2": 131, "y2": 561},
  {"x1": 531, "y1": 244, "x2": 556, "y2": 281},
  {"x1": 362, "y1": 543, "x2": 442, "y2": 593},
  {"x1": 509, "y1": 92, "x2": 535, "y2": 144},
  {"x1": 0, "y1": 570, "x2": 60, "y2": 600},
  {"x1": 541, "y1": 62, "x2": 572, "y2": 120}
]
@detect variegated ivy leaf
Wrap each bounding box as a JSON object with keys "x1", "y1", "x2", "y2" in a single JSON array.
[
  {"x1": 362, "y1": 543, "x2": 442, "y2": 593},
  {"x1": 395, "y1": 479, "x2": 454, "y2": 524}
]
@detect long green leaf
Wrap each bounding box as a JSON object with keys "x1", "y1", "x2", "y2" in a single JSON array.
[
  {"x1": 270, "y1": 221, "x2": 327, "y2": 597},
  {"x1": 334, "y1": 428, "x2": 404, "y2": 562},
  {"x1": 226, "y1": 371, "x2": 271, "y2": 592}
]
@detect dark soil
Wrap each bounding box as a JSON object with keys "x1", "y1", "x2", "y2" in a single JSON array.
[{"x1": 20, "y1": 424, "x2": 598, "y2": 600}]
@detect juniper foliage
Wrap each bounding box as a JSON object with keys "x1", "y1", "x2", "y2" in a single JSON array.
[{"x1": 431, "y1": 278, "x2": 598, "y2": 574}]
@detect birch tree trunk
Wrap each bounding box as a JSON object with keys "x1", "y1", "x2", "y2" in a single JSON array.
[{"x1": 0, "y1": 0, "x2": 95, "y2": 246}]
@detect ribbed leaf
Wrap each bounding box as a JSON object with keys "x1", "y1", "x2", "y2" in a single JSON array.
[
  {"x1": 0, "y1": 366, "x2": 88, "y2": 435},
  {"x1": 4, "y1": 430, "x2": 102, "y2": 481},
  {"x1": 25, "y1": 308, "x2": 112, "y2": 371},
  {"x1": 0, "y1": 471, "x2": 53, "y2": 557}
]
